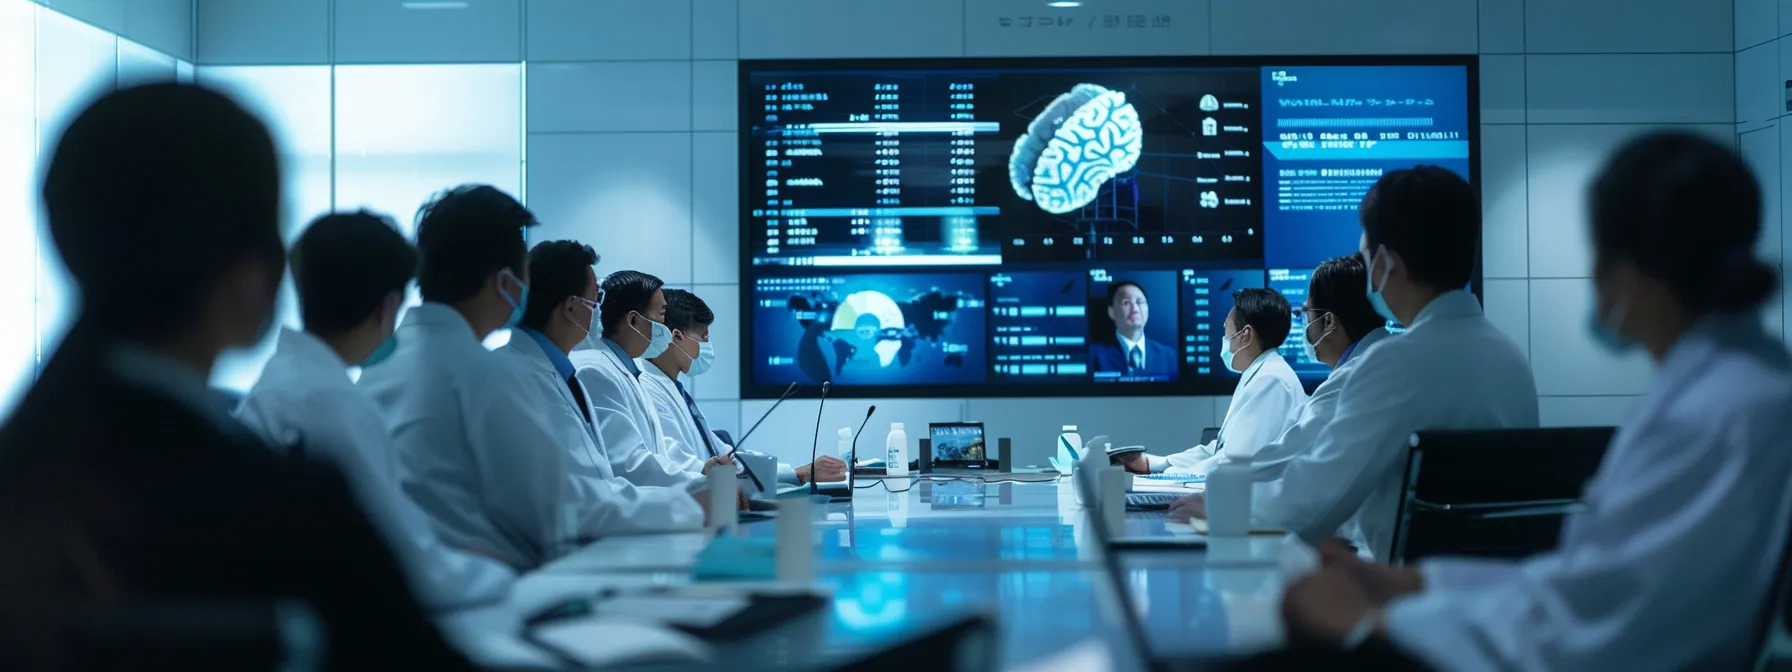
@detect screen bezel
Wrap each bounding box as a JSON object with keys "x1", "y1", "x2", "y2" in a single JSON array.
[
  {"x1": 927, "y1": 421, "x2": 988, "y2": 469},
  {"x1": 738, "y1": 54, "x2": 1482, "y2": 400}
]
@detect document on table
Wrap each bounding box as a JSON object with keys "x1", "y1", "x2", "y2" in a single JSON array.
[
  {"x1": 1130, "y1": 474, "x2": 1204, "y2": 493},
  {"x1": 595, "y1": 595, "x2": 751, "y2": 629},
  {"x1": 529, "y1": 620, "x2": 711, "y2": 667}
]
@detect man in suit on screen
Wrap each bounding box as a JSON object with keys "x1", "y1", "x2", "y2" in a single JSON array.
[{"x1": 1089, "y1": 280, "x2": 1179, "y2": 381}]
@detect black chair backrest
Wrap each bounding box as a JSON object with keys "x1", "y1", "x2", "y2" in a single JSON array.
[
  {"x1": 63, "y1": 599, "x2": 321, "y2": 670},
  {"x1": 1391, "y1": 427, "x2": 1613, "y2": 564},
  {"x1": 1199, "y1": 427, "x2": 1219, "y2": 445}
]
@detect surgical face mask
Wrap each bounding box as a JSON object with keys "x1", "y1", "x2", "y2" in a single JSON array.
[
  {"x1": 1302, "y1": 313, "x2": 1334, "y2": 365},
  {"x1": 362, "y1": 335, "x2": 398, "y2": 367},
  {"x1": 1219, "y1": 327, "x2": 1248, "y2": 374},
  {"x1": 1364, "y1": 247, "x2": 1398, "y2": 322},
  {"x1": 565, "y1": 297, "x2": 598, "y2": 337},
  {"x1": 498, "y1": 269, "x2": 529, "y2": 328},
  {"x1": 677, "y1": 333, "x2": 716, "y2": 376},
  {"x1": 632, "y1": 311, "x2": 673, "y2": 359},
  {"x1": 1588, "y1": 295, "x2": 1634, "y2": 354}
]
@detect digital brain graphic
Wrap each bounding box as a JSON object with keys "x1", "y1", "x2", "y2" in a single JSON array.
[{"x1": 1008, "y1": 83, "x2": 1143, "y2": 214}]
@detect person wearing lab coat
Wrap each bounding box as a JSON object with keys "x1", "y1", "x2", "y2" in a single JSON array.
[
  {"x1": 359, "y1": 186, "x2": 699, "y2": 570},
  {"x1": 500, "y1": 240, "x2": 715, "y2": 521},
  {"x1": 1172, "y1": 166, "x2": 1539, "y2": 561},
  {"x1": 638, "y1": 288, "x2": 848, "y2": 488},
  {"x1": 570, "y1": 270, "x2": 703, "y2": 487},
  {"x1": 1243, "y1": 253, "x2": 1392, "y2": 482},
  {"x1": 1282, "y1": 131, "x2": 1792, "y2": 671},
  {"x1": 236, "y1": 211, "x2": 515, "y2": 610},
  {"x1": 1122, "y1": 288, "x2": 1307, "y2": 475}
]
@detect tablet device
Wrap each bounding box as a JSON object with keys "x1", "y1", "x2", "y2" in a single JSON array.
[{"x1": 928, "y1": 422, "x2": 988, "y2": 472}]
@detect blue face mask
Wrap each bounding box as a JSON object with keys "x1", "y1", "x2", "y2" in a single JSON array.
[
  {"x1": 1588, "y1": 296, "x2": 1634, "y2": 353},
  {"x1": 362, "y1": 335, "x2": 397, "y2": 367},
  {"x1": 498, "y1": 269, "x2": 529, "y2": 328},
  {"x1": 1365, "y1": 247, "x2": 1398, "y2": 322}
]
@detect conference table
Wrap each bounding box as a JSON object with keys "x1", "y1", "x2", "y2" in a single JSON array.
[{"x1": 440, "y1": 474, "x2": 1313, "y2": 670}]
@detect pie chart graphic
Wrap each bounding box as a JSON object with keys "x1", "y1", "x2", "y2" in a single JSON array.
[{"x1": 830, "y1": 290, "x2": 906, "y2": 366}]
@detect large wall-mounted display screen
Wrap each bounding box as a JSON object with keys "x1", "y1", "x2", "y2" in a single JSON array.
[{"x1": 740, "y1": 55, "x2": 1478, "y2": 398}]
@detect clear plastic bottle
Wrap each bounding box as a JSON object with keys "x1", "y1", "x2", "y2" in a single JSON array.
[
  {"x1": 886, "y1": 422, "x2": 910, "y2": 476},
  {"x1": 1056, "y1": 425, "x2": 1082, "y2": 472},
  {"x1": 836, "y1": 427, "x2": 854, "y2": 462}
]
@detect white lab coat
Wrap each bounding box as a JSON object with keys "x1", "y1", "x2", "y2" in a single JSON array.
[
  {"x1": 235, "y1": 327, "x2": 515, "y2": 609},
  {"x1": 569, "y1": 341, "x2": 701, "y2": 488},
  {"x1": 1383, "y1": 313, "x2": 1792, "y2": 672},
  {"x1": 1147, "y1": 350, "x2": 1307, "y2": 475},
  {"x1": 358, "y1": 304, "x2": 701, "y2": 569},
  {"x1": 637, "y1": 363, "x2": 801, "y2": 485},
  {"x1": 1247, "y1": 327, "x2": 1393, "y2": 481},
  {"x1": 1250, "y1": 291, "x2": 1538, "y2": 559}
]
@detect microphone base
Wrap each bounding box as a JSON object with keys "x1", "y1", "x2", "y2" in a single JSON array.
[{"x1": 812, "y1": 481, "x2": 851, "y2": 500}]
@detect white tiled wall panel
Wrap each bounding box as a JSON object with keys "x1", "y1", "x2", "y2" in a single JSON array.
[
  {"x1": 1739, "y1": 42, "x2": 1782, "y2": 131},
  {"x1": 1482, "y1": 279, "x2": 1530, "y2": 362},
  {"x1": 1478, "y1": 0, "x2": 1523, "y2": 53},
  {"x1": 1525, "y1": 0, "x2": 1731, "y2": 54},
  {"x1": 1525, "y1": 55, "x2": 1734, "y2": 125},
  {"x1": 1741, "y1": 0, "x2": 1779, "y2": 50},
  {"x1": 1526, "y1": 124, "x2": 1736, "y2": 279},
  {"x1": 691, "y1": 0, "x2": 739, "y2": 60},
  {"x1": 1479, "y1": 55, "x2": 1525, "y2": 124},
  {"x1": 738, "y1": 398, "x2": 969, "y2": 467},
  {"x1": 1539, "y1": 396, "x2": 1637, "y2": 428},
  {"x1": 1210, "y1": 0, "x2": 1475, "y2": 55},
  {"x1": 526, "y1": 62, "x2": 692, "y2": 133},
  {"x1": 690, "y1": 132, "x2": 739, "y2": 285},
  {"x1": 686, "y1": 283, "x2": 740, "y2": 402},
  {"x1": 334, "y1": 0, "x2": 522, "y2": 64},
  {"x1": 43, "y1": 0, "x2": 123, "y2": 34},
  {"x1": 526, "y1": 133, "x2": 695, "y2": 284},
  {"x1": 197, "y1": 0, "x2": 328, "y2": 65},
  {"x1": 1481, "y1": 124, "x2": 1529, "y2": 279},
  {"x1": 1529, "y1": 279, "x2": 1654, "y2": 397},
  {"x1": 967, "y1": 397, "x2": 1219, "y2": 468},
  {"x1": 963, "y1": 0, "x2": 1210, "y2": 57},
  {"x1": 1743, "y1": 124, "x2": 1783, "y2": 264},
  {"x1": 1784, "y1": 0, "x2": 1792, "y2": 38},
  {"x1": 527, "y1": 0, "x2": 693, "y2": 61},
  {"x1": 117, "y1": 38, "x2": 178, "y2": 85},
  {"x1": 691, "y1": 61, "x2": 736, "y2": 132},
  {"x1": 737, "y1": 0, "x2": 965, "y2": 59}
]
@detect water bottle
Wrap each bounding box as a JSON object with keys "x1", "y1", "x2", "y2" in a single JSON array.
[
  {"x1": 836, "y1": 427, "x2": 854, "y2": 462},
  {"x1": 886, "y1": 422, "x2": 910, "y2": 476},
  {"x1": 1055, "y1": 425, "x2": 1082, "y2": 474},
  {"x1": 1205, "y1": 457, "x2": 1253, "y2": 536}
]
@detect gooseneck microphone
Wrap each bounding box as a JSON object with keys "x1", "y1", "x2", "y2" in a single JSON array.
[
  {"x1": 726, "y1": 382, "x2": 799, "y2": 458},
  {"x1": 807, "y1": 382, "x2": 832, "y2": 494},
  {"x1": 817, "y1": 404, "x2": 872, "y2": 500}
]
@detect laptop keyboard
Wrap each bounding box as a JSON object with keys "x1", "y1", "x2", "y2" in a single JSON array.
[{"x1": 1124, "y1": 493, "x2": 1183, "y2": 509}]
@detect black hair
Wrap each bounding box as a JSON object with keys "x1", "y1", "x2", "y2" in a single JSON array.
[
  {"x1": 289, "y1": 210, "x2": 416, "y2": 337},
  {"x1": 1308, "y1": 253, "x2": 1384, "y2": 342},
  {"x1": 1230, "y1": 288, "x2": 1292, "y2": 352},
  {"x1": 42, "y1": 82, "x2": 282, "y2": 342},
  {"x1": 599, "y1": 270, "x2": 665, "y2": 335},
  {"x1": 414, "y1": 184, "x2": 537, "y2": 304},
  {"x1": 519, "y1": 240, "x2": 598, "y2": 332},
  {"x1": 662, "y1": 288, "x2": 716, "y2": 333},
  {"x1": 1591, "y1": 131, "x2": 1777, "y2": 314},
  {"x1": 1359, "y1": 165, "x2": 1480, "y2": 291},
  {"x1": 1106, "y1": 280, "x2": 1146, "y2": 305}
]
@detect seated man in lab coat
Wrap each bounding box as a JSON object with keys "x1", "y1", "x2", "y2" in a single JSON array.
[
  {"x1": 359, "y1": 186, "x2": 703, "y2": 570},
  {"x1": 1122, "y1": 288, "x2": 1306, "y2": 475},
  {"x1": 236, "y1": 210, "x2": 515, "y2": 610},
  {"x1": 639, "y1": 288, "x2": 848, "y2": 487},
  {"x1": 1237, "y1": 253, "x2": 1392, "y2": 481},
  {"x1": 1279, "y1": 131, "x2": 1792, "y2": 672},
  {"x1": 571, "y1": 270, "x2": 706, "y2": 487},
  {"x1": 504, "y1": 240, "x2": 725, "y2": 496},
  {"x1": 1172, "y1": 166, "x2": 1539, "y2": 560}
]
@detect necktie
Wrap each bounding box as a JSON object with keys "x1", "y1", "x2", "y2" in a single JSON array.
[
  {"x1": 1127, "y1": 344, "x2": 1143, "y2": 372},
  {"x1": 675, "y1": 380, "x2": 720, "y2": 459},
  {"x1": 565, "y1": 374, "x2": 592, "y2": 425}
]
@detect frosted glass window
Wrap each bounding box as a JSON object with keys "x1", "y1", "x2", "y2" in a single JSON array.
[
  {"x1": 117, "y1": 38, "x2": 177, "y2": 86},
  {"x1": 35, "y1": 5, "x2": 118, "y2": 381},
  {"x1": 196, "y1": 66, "x2": 334, "y2": 392},
  {"x1": 0, "y1": 0, "x2": 36, "y2": 418}
]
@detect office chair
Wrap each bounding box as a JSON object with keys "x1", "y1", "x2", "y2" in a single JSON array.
[
  {"x1": 1199, "y1": 427, "x2": 1220, "y2": 445},
  {"x1": 1388, "y1": 427, "x2": 1613, "y2": 565}
]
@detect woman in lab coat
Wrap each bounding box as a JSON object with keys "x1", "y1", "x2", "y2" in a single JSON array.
[
  {"x1": 1123, "y1": 288, "x2": 1307, "y2": 475},
  {"x1": 1280, "y1": 131, "x2": 1792, "y2": 671}
]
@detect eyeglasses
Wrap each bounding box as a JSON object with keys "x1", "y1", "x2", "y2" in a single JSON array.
[{"x1": 574, "y1": 296, "x2": 599, "y2": 311}]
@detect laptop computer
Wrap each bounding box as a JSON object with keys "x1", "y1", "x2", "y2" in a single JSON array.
[{"x1": 927, "y1": 422, "x2": 989, "y2": 474}]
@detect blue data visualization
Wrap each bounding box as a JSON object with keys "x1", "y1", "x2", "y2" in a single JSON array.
[
  {"x1": 739, "y1": 56, "x2": 1477, "y2": 398},
  {"x1": 752, "y1": 273, "x2": 987, "y2": 388}
]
